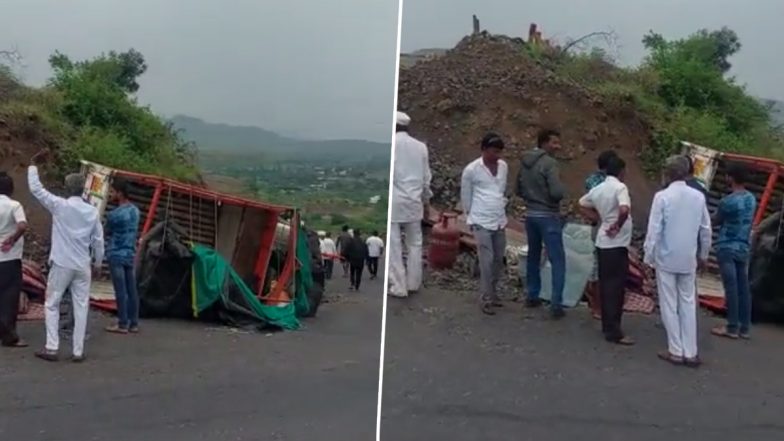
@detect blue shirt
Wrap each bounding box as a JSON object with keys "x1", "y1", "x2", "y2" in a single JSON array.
[
  {"x1": 106, "y1": 202, "x2": 140, "y2": 263},
  {"x1": 715, "y1": 190, "x2": 756, "y2": 254},
  {"x1": 585, "y1": 171, "x2": 606, "y2": 191}
]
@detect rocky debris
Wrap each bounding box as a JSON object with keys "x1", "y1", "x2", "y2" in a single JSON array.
[{"x1": 399, "y1": 33, "x2": 656, "y2": 223}]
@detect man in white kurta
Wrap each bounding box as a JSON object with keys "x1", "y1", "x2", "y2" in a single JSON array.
[
  {"x1": 28, "y1": 159, "x2": 104, "y2": 362},
  {"x1": 388, "y1": 111, "x2": 432, "y2": 298},
  {"x1": 644, "y1": 155, "x2": 711, "y2": 366}
]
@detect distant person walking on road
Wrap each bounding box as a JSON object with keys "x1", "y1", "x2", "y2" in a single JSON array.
[
  {"x1": 366, "y1": 231, "x2": 385, "y2": 280},
  {"x1": 28, "y1": 150, "x2": 104, "y2": 363},
  {"x1": 461, "y1": 133, "x2": 509, "y2": 315},
  {"x1": 579, "y1": 155, "x2": 634, "y2": 345},
  {"x1": 0, "y1": 172, "x2": 29, "y2": 348},
  {"x1": 336, "y1": 225, "x2": 352, "y2": 278},
  {"x1": 583, "y1": 150, "x2": 619, "y2": 320},
  {"x1": 644, "y1": 155, "x2": 711, "y2": 367},
  {"x1": 389, "y1": 111, "x2": 432, "y2": 298},
  {"x1": 516, "y1": 129, "x2": 567, "y2": 319},
  {"x1": 321, "y1": 232, "x2": 338, "y2": 280},
  {"x1": 344, "y1": 229, "x2": 369, "y2": 291},
  {"x1": 711, "y1": 163, "x2": 756, "y2": 340},
  {"x1": 104, "y1": 178, "x2": 141, "y2": 335}
]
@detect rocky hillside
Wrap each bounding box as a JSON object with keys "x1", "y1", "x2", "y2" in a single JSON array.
[{"x1": 398, "y1": 34, "x2": 656, "y2": 222}]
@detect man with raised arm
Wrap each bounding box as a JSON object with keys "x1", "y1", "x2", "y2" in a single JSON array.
[{"x1": 28, "y1": 150, "x2": 104, "y2": 363}]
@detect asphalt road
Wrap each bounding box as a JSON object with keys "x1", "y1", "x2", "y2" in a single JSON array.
[
  {"x1": 0, "y1": 270, "x2": 383, "y2": 441},
  {"x1": 380, "y1": 283, "x2": 784, "y2": 441}
]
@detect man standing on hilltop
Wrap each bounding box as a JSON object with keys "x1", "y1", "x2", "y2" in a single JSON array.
[
  {"x1": 28, "y1": 150, "x2": 104, "y2": 363},
  {"x1": 0, "y1": 172, "x2": 29, "y2": 348},
  {"x1": 461, "y1": 133, "x2": 509, "y2": 315},
  {"x1": 516, "y1": 129, "x2": 567, "y2": 319},
  {"x1": 365, "y1": 231, "x2": 384, "y2": 280},
  {"x1": 388, "y1": 111, "x2": 432, "y2": 298}
]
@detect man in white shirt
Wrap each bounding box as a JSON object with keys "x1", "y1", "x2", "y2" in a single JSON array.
[
  {"x1": 389, "y1": 111, "x2": 432, "y2": 298},
  {"x1": 0, "y1": 172, "x2": 29, "y2": 348},
  {"x1": 320, "y1": 232, "x2": 338, "y2": 280},
  {"x1": 579, "y1": 155, "x2": 634, "y2": 345},
  {"x1": 461, "y1": 133, "x2": 508, "y2": 315},
  {"x1": 644, "y1": 155, "x2": 711, "y2": 368},
  {"x1": 28, "y1": 151, "x2": 104, "y2": 363},
  {"x1": 365, "y1": 231, "x2": 385, "y2": 280}
]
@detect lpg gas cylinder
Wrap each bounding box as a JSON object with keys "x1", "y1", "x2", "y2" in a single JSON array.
[{"x1": 428, "y1": 212, "x2": 460, "y2": 270}]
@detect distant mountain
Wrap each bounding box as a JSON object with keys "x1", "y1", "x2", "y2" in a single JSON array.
[{"x1": 170, "y1": 115, "x2": 390, "y2": 160}]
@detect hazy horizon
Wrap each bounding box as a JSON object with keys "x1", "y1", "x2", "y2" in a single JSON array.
[{"x1": 1, "y1": 0, "x2": 399, "y2": 143}]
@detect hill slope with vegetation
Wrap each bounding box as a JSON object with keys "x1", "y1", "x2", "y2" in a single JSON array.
[{"x1": 1, "y1": 48, "x2": 198, "y2": 181}]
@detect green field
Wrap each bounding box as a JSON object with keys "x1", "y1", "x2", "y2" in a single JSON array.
[{"x1": 200, "y1": 151, "x2": 389, "y2": 235}]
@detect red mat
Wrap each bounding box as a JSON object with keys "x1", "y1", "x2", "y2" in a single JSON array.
[
  {"x1": 90, "y1": 299, "x2": 117, "y2": 312},
  {"x1": 18, "y1": 302, "x2": 45, "y2": 321}
]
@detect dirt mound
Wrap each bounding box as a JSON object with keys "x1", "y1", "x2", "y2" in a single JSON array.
[
  {"x1": 0, "y1": 114, "x2": 64, "y2": 264},
  {"x1": 398, "y1": 33, "x2": 657, "y2": 224}
]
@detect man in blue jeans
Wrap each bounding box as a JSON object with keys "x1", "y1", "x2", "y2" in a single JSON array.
[
  {"x1": 711, "y1": 163, "x2": 756, "y2": 340},
  {"x1": 104, "y1": 178, "x2": 141, "y2": 334},
  {"x1": 516, "y1": 129, "x2": 567, "y2": 318}
]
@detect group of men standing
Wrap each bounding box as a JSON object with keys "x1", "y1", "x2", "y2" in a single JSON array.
[
  {"x1": 0, "y1": 150, "x2": 142, "y2": 362},
  {"x1": 391, "y1": 110, "x2": 757, "y2": 367},
  {"x1": 319, "y1": 227, "x2": 385, "y2": 292}
]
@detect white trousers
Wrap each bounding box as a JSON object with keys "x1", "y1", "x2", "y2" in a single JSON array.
[
  {"x1": 388, "y1": 221, "x2": 423, "y2": 297},
  {"x1": 657, "y1": 270, "x2": 698, "y2": 358},
  {"x1": 45, "y1": 264, "x2": 91, "y2": 357}
]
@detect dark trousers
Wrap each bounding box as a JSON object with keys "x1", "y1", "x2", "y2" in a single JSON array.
[
  {"x1": 0, "y1": 259, "x2": 23, "y2": 346},
  {"x1": 597, "y1": 247, "x2": 628, "y2": 342},
  {"x1": 367, "y1": 257, "x2": 380, "y2": 278},
  {"x1": 324, "y1": 260, "x2": 335, "y2": 280},
  {"x1": 350, "y1": 262, "x2": 364, "y2": 289}
]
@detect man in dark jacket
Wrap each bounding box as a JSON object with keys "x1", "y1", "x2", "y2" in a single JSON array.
[
  {"x1": 516, "y1": 129, "x2": 567, "y2": 318},
  {"x1": 343, "y1": 229, "x2": 369, "y2": 291}
]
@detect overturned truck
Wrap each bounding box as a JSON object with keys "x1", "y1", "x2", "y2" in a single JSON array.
[
  {"x1": 82, "y1": 161, "x2": 324, "y2": 330},
  {"x1": 683, "y1": 142, "x2": 784, "y2": 323}
]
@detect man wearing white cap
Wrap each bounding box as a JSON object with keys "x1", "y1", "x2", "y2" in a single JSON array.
[{"x1": 388, "y1": 111, "x2": 432, "y2": 298}]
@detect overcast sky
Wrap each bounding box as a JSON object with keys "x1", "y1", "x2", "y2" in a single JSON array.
[
  {"x1": 1, "y1": 0, "x2": 399, "y2": 142},
  {"x1": 401, "y1": 0, "x2": 784, "y2": 101}
]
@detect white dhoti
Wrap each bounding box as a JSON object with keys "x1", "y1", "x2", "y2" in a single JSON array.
[
  {"x1": 45, "y1": 263, "x2": 91, "y2": 357},
  {"x1": 656, "y1": 270, "x2": 698, "y2": 359},
  {"x1": 388, "y1": 221, "x2": 423, "y2": 297}
]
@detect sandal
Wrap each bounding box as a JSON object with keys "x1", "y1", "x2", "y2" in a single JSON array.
[
  {"x1": 657, "y1": 350, "x2": 684, "y2": 365},
  {"x1": 105, "y1": 325, "x2": 129, "y2": 334},
  {"x1": 739, "y1": 332, "x2": 751, "y2": 340},
  {"x1": 2, "y1": 339, "x2": 29, "y2": 348},
  {"x1": 129, "y1": 327, "x2": 140, "y2": 334},
  {"x1": 711, "y1": 326, "x2": 739, "y2": 340},
  {"x1": 481, "y1": 303, "x2": 496, "y2": 316},
  {"x1": 35, "y1": 349, "x2": 59, "y2": 362},
  {"x1": 684, "y1": 357, "x2": 702, "y2": 368},
  {"x1": 615, "y1": 336, "x2": 636, "y2": 346}
]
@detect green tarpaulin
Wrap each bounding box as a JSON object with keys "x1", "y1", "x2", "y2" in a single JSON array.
[{"x1": 190, "y1": 226, "x2": 313, "y2": 330}]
